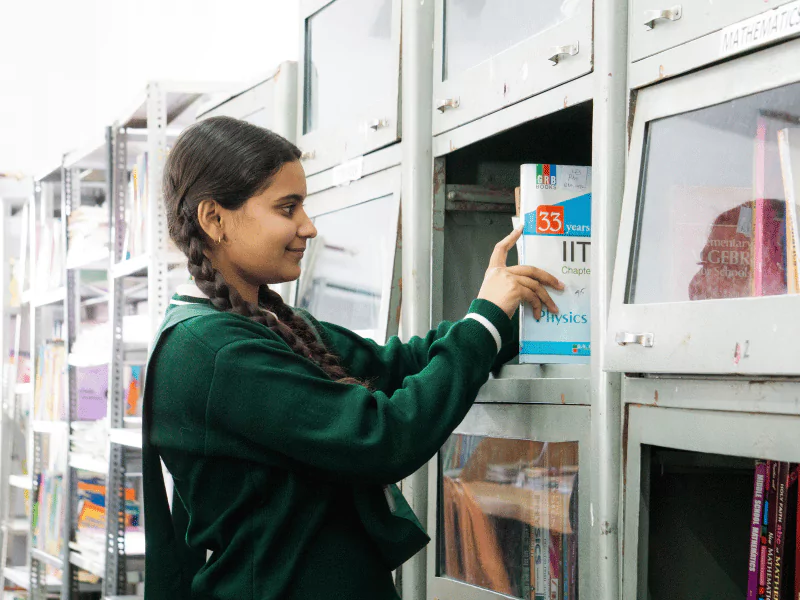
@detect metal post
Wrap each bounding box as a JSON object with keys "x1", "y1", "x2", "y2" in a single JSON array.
[
  {"x1": 399, "y1": 0, "x2": 435, "y2": 598},
  {"x1": 147, "y1": 82, "x2": 170, "y2": 347},
  {"x1": 105, "y1": 124, "x2": 129, "y2": 596},
  {"x1": 590, "y1": 0, "x2": 628, "y2": 596},
  {"x1": 61, "y1": 165, "x2": 80, "y2": 600}
]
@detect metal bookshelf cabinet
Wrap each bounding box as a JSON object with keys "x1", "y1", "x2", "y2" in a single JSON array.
[
  {"x1": 431, "y1": 0, "x2": 594, "y2": 136},
  {"x1": 607, "y1": 40, "x2": 800, "y2": 376},
  {"x1": 104, "y1": 82, "x2": 224, "y2": 598},
  {"x1": 296, "y1": 0, "x2": 403, "y2": 176},
  {"x1": 27, "y1": 173, "x2": 73, "y2": 599},
  {"x1": 406, "y1": 0, "x2": 628, "y2": 595},
  {"x1": 0, "y1": 192, "x2": 36, "y2": 596}
]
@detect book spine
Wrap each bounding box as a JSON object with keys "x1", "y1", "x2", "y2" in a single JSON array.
[
  {"x1": 766, "y1": 460, "x2": 779, "y2": 600},
  {"x1": 751, "y1": 461, "x2": 768, "y2": 599},
  {"x1": 549, "y1": 474, "x2": 561, "y2": 600},
  {"x1": 534, "y1": 487, "x2": 547, "y2": 600},
  {"x1": 522, "y1": 522, "x2": 531, "y2": 600},
  {"x1": 773, "y1": 462, "x2": 789, "y2": 600}
]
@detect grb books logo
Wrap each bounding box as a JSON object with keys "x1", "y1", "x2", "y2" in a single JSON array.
[{"x1": 536, "y1": 164, "x2": 557, "y2": 188}]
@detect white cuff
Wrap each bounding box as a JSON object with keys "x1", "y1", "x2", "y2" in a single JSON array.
[{"x1": 464, "y1": 313, "x2": 502, "y2": 354}]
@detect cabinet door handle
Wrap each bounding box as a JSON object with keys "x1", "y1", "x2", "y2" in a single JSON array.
[
  {"x1": 615, "y1": 332, "x2": 655, "y2": 347},
  {"x1": 436, "y1": 98, "x2": 460, "y2": 113},
  {"x1": 547, "y1": 42, "x2": 579, "y2": 66},
  {"x1": 367, "y1": 118, "x2": 389, "y2": 131},
  {"x1": 644, "y1": 5, "x2": 682, "y2": 30},
  {"x1": 299, "y1": 150, "x2": 316, "y2": 161}
]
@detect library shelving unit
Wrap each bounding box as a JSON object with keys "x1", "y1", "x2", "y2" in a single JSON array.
[
  {"x1": 0, "y1": 185, "x2": 48, "y2": 600},
  {"x1": 612, "y1": 5, "x2": 800, "y2": 600},
  {"x1": 293, "y1": 0, "x2": 622, "y2": 598},
  {"x1": 98, "y1": 81, "x2": 224, "y2": 599}
]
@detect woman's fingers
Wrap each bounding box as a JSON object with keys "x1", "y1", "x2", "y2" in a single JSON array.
[
  {"x1": 488, "y1": 226, "x2": 524, "y2": 269},
  {"x1": 506, "y1": 265, "x2": 564, "y2": 290},
  {"x1": 518, "y1": 285, "x2": 542, "y2": 320},
  {"x1": 514, "y1": 275, "x2": 559, "y2": 315}
]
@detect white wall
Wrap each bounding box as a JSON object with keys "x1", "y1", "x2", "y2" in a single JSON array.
[{"x1": 0, "y1": 0, "x2": 299, "y2": 177}]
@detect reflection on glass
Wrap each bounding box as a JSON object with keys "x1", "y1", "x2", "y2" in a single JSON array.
[
  {"x1": 438, "y1": 434, "x2": 579, "y2": 599},
  {"x1": 443, "y1": 0, "x2": 578, "y2": 80},
  {"x1": 297, "y1": 195, "x2": 395, "y2": 336},
  {"x1": 630, "y1": 82, "x2": 800, "y2": 304},
  {"x1": 304, "y1": 0, "x2": 394, "y2": 134}
]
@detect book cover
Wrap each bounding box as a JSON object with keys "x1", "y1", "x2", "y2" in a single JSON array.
[
  {"x1": 519, "y1": 164, "x2": 592, "y2": 364},
  {"x1": 778, "y1": 128, "x2": 800, "y2": 294},
  {"x1": 750, "y1": 461, "x2": 768, "y2": 599},
  {"x1": 773, "y1": 462, "x2": 789, "y2": 600},
  {"x1": 766, "y1": 460, "x2": 780, "y2": 600}
]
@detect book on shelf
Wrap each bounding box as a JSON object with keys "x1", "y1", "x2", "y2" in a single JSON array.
[
  {"x1": 33, "y1": 341, "x2": 66, "y2": 421},
  {"x1": 748, "y1": 461, "x2": 800, "y2": 600},
  {"x1": 66, "y1": 205, "x2": 109, "y2": 266},
  {"x1": 519, "y1": 164, "x2": 592, "y2": 365},
  {"x1": 33, "y1": 218, "x2": 64, "y2": 293},
  {"x1": 125, "y1": 364, "x2": 143, "y2": 417},
  {"x1": 778, "y1": 128, "x2": 800, "y2": 294}
]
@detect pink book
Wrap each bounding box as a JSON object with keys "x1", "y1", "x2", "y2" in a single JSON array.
[{"x1": 749, "y1": 461, "x2": 767, "y2": 599}]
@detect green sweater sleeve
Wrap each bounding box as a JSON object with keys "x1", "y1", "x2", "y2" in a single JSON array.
[
  {"x1": 204, "y1": 299, "x2": 512, "y2": 485},
  {"x1": 298, "y1": 300, "x2": 519, "y2": 393}
]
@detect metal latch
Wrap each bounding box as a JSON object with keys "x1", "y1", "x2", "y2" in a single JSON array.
[
  {"x1": 436, "y1": 98, "x2": 460, "y2": 113},
  {"x1": 366, "y1": 118, "x2": 389, "y2": 131},
  {"x1": 644, "y1": 5, "x2": 682, "y2": 30},
  {"x1": 615, "y1": 332, "x2": 654, "y2": 347},
  {"x1": 299, "y1": 150, "x2": 316, "y2": 161},
  {"x1": 547, "y1": 42, "x2": 579, "y2": 66}
]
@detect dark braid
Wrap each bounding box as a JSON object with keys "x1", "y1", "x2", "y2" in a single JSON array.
[{"x1": 165, "y1": 117, "x2": 370, "y2": 388}]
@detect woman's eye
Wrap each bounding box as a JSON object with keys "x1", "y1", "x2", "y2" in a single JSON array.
[{"x1": 282, "y1": 205, "x2": 296, "y2": 216}]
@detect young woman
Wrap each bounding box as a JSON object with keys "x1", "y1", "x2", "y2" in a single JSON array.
[{"x1": 142, "y1": 116, "x2": 562, "y2": 600}]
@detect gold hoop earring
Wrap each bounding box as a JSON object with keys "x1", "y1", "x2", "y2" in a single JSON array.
[{"x1": 217, "y1": 234, "x2": 222, "y2": 245}]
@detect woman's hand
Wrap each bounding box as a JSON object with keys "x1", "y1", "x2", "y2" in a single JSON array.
[{"x1": 477, "y1": 226, "x2": 564, "y2": 319}]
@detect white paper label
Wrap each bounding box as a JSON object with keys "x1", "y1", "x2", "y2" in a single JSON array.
[
  {"x1": 720, "y1": 1, "x2": 800, "y2": 58},
  {"x1": 331, "y1": 156, "x2": 364, "y2": 187}
]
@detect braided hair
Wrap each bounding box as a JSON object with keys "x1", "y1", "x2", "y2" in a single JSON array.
[{"x1": 164, "y1": 116, "x2": 368, "y2": 387}]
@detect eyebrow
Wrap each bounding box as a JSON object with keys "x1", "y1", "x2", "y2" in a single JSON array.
[{"x1": 275, "y1": 194, "x2": 305, "y2": 204}]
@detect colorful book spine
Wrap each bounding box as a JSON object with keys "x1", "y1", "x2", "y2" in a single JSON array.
[
  {"x1": 534, "y1": 483, "x2": 549, "y2": 600},
  {"x1": 778, "y1": 128, "x2": 800, "y2": 294},
  {"x1": 750, "y1": 461, "x2": 768, "y2": 599},
  {"x1": 773, "y1": 462, "x2": 789, "y2": 600},
  {"x1": 548, "y1": 474, "x2": 561, "y2": 600},
  {"x1": 765, "y1": 461, "x2": 779, "y2": 600}
]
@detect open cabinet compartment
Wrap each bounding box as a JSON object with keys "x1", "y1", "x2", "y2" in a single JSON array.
[
  {"x1": 623, "y1": 404, "x2": 800, "y2": 600},
  {"x1": 433, "y1": 100, "x2": 593, "y2": 390}
]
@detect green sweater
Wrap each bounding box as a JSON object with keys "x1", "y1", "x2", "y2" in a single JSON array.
[{"x1": 143, "y1": 293, "x2": 518, "y2": 600}]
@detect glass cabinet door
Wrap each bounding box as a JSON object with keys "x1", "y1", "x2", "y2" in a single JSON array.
[
  {"x1": 297, "y1": 168, "x2": 401, "y2": 343},
  {"x1": 429, "y1": 404, "x2": 590, "y2": 600},
  {"x1": 607, "y1": 42, "x2": 800, "y2": 375},
  {"x1": 299, "y1": 0, "x2": 401, "y2": 175},
  {"x1": 432, "y1": 0, "x2": 592, "y2": 135}
]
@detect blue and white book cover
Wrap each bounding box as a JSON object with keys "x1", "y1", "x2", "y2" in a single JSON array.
[{"x1": 519, "y1": 164, "x2": 592, "y2": 364}]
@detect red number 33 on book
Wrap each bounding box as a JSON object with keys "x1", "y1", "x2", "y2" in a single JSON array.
[{"x1": 537, "y1": 205, "x2": 564, "y2": 235}]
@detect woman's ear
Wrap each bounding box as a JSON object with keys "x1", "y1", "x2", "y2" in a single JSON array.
[{"x1": 197, "y1": 199, "x2": 223, "y2": 243}]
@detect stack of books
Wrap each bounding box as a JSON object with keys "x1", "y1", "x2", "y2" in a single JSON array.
[
  {"x1": 747, "y1": 460, "x2": 799, "y2": 599},
  {"x1": 33, "y1": 219, "x2": 64, "y2": 293}
]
